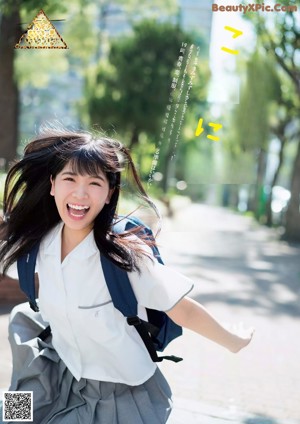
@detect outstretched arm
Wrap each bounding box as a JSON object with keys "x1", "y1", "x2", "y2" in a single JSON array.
[{"x1": 167, "y1": 297, "x2": 254, "y2": 353}]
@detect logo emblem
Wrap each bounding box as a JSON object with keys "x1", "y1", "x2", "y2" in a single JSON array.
[{"x1": 15, "y1": 9, "x2": 68, "y2": 49}]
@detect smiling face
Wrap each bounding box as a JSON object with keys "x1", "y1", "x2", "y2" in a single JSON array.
[{"x1": 50, "y1": 162, "x2": 113, "y2": 240}]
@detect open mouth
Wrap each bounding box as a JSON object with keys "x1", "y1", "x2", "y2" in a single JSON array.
[{"x1": 67, "y1": 203, "x2": 90, "y2": 219}]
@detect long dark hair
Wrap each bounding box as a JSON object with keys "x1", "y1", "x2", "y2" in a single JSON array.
[{"x1": 0, "y1": 128, "x2": 158, "y2": 275}]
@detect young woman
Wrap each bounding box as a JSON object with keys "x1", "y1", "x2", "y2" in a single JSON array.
[{"x1": 0, "y1": 128, "x2": 254, "y2": 424}]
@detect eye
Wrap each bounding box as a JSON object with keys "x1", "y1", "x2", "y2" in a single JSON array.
[
  {"x1": 90, "y1": 181, "x2": 102, "y2": 187},
  {"x1": 63, "y1": 177, "x2": 75, "y2": 182}
]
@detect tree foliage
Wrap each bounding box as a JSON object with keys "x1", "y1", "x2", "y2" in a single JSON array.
[
  {"x1": 242, "y1": 2, "x2": 300, "y2": 238},
  {"x1": 85, "y1": 19, "x2": 191, "y2": 146},
  {"x1": 234, "y1": 51, "x2": 281, "y2": 150},
  {"x1": 0, "y1": 0, "x2": 67, "y2": 166}
]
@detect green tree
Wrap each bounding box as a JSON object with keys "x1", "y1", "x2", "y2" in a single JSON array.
[
  {"x1": 0, "y1": 0, "x2": 179, "y2": 164},
  {"x1": 233, "y1": 51, "x2": 281, "y2": 219},
  {"x1": 243, "y1": 2, "x2": 300, "y2": 239},
  {"x1": 84, "y1": 19, "x2": 211, "y2": 196},
  {"x1": 0, "y1": 0, "x2": 66, "y2": 167},
  {"x1": 0, "y1": 0, "x2": 22, "y2": 168},
  {"x1": 167, "y1": 50, "x2": 210, "y2": 196},
  {"x1": 84, "y1": 19, "x2": 199, "y2": 198},
  {"x1": 85, "y1": 20, "x2": 189, "y2": 147},
  {"x1": 266, "y1": 92, "x2": 299, "y2": 226}
]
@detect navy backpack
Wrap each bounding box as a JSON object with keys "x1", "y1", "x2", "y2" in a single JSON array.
[{"x1": 17, "y1": 216, "x2": 183, "y2": 363}]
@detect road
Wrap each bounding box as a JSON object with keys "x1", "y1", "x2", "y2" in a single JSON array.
[{"x1": 158, "y1": 202, "x2": 300, "y2": 423}]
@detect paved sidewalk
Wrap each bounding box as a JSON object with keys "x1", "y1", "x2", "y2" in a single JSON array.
[
  {"x1": 1, "y1": 202, "x2": 300, "y2": 423},
  {"x1": 158, "y1": 202, "x2": 300, "y2": 424}
]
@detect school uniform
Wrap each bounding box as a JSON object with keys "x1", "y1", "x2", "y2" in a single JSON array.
[{"x1": 2, "y1": 222, "x2": 194, "y2": 424}]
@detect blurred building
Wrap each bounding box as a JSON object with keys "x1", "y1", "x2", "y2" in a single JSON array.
[
  {"x1": 99, "y1": 2, "x2": 179, "y2": 38},
  {"x1": 100, "y1": 3, "x2": 131, "y2": 38},
  {"x1": 178, "y1": 0, "x2": 213, "y2": 41}
]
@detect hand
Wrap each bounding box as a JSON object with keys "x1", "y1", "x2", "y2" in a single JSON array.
[{"x1": 226, "y1": 321, "x2": 255, "y2": 353}]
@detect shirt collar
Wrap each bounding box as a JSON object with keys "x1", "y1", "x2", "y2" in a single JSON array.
[{"x1": 43, "y1": 221, "x2": 99, "y2": 260}]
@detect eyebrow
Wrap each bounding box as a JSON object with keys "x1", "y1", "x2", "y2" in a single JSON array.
[{"x1": 61, "y1": 171, "x2": 106, "y2": 181}]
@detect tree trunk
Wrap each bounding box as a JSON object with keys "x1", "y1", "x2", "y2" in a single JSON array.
[
  {"x1": 0, "y1": 3, "x2": 22, "y2": 169},
  {"x1": 254, "y1": 148, "x2": 267, "y2": 221},
  {"x1": 161, "y1": 152, "x2": 171, "y2": 194},
  {"x1": 266, "y1": 138, "x2": 286, "y2": 227},
  {"x1": 161, "y1": 133, "x2": 178, "y2": 194},
  {"x1": 284, "y1": 139, "x2": 300, "y2": 241}
]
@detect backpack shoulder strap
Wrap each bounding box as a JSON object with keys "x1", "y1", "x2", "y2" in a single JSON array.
[
  {"x1": 100, "y1": 253, "x2": 137, "y2": 317},
  {"x1": 100, "y1": 253, "x2": 169, "y2": 362},
  {"x1": 106, "y1": 215, "x2": 155, "y2": 317},
  {"x1": 107, "y1": 216, "x2": 180, "y2": 362},
  {"x1": 17, "y1": 243, "x2": 40, "y2": 312}
]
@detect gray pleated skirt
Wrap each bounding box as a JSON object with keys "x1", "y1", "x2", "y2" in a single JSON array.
[{"x1": 0, "y1": 303, "x2": 173, "y2": 424}]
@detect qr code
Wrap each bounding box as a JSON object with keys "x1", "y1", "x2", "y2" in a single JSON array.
[{"x1": 2, "y1": 391, "x2": 33, "y2": 422}]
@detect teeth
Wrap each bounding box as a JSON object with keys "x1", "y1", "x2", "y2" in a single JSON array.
[{"x1": 68, "y1": 204, "x2": 89, "y2": 210}]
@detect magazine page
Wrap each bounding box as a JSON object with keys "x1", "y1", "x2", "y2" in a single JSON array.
[{"x1": 0, "y1": 1, "x2": 299, "y2": 423}]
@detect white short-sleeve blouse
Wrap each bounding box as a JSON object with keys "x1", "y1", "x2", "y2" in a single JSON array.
[{"x1": 37, "y1": 222, "x2": 194, "y2": 385}]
